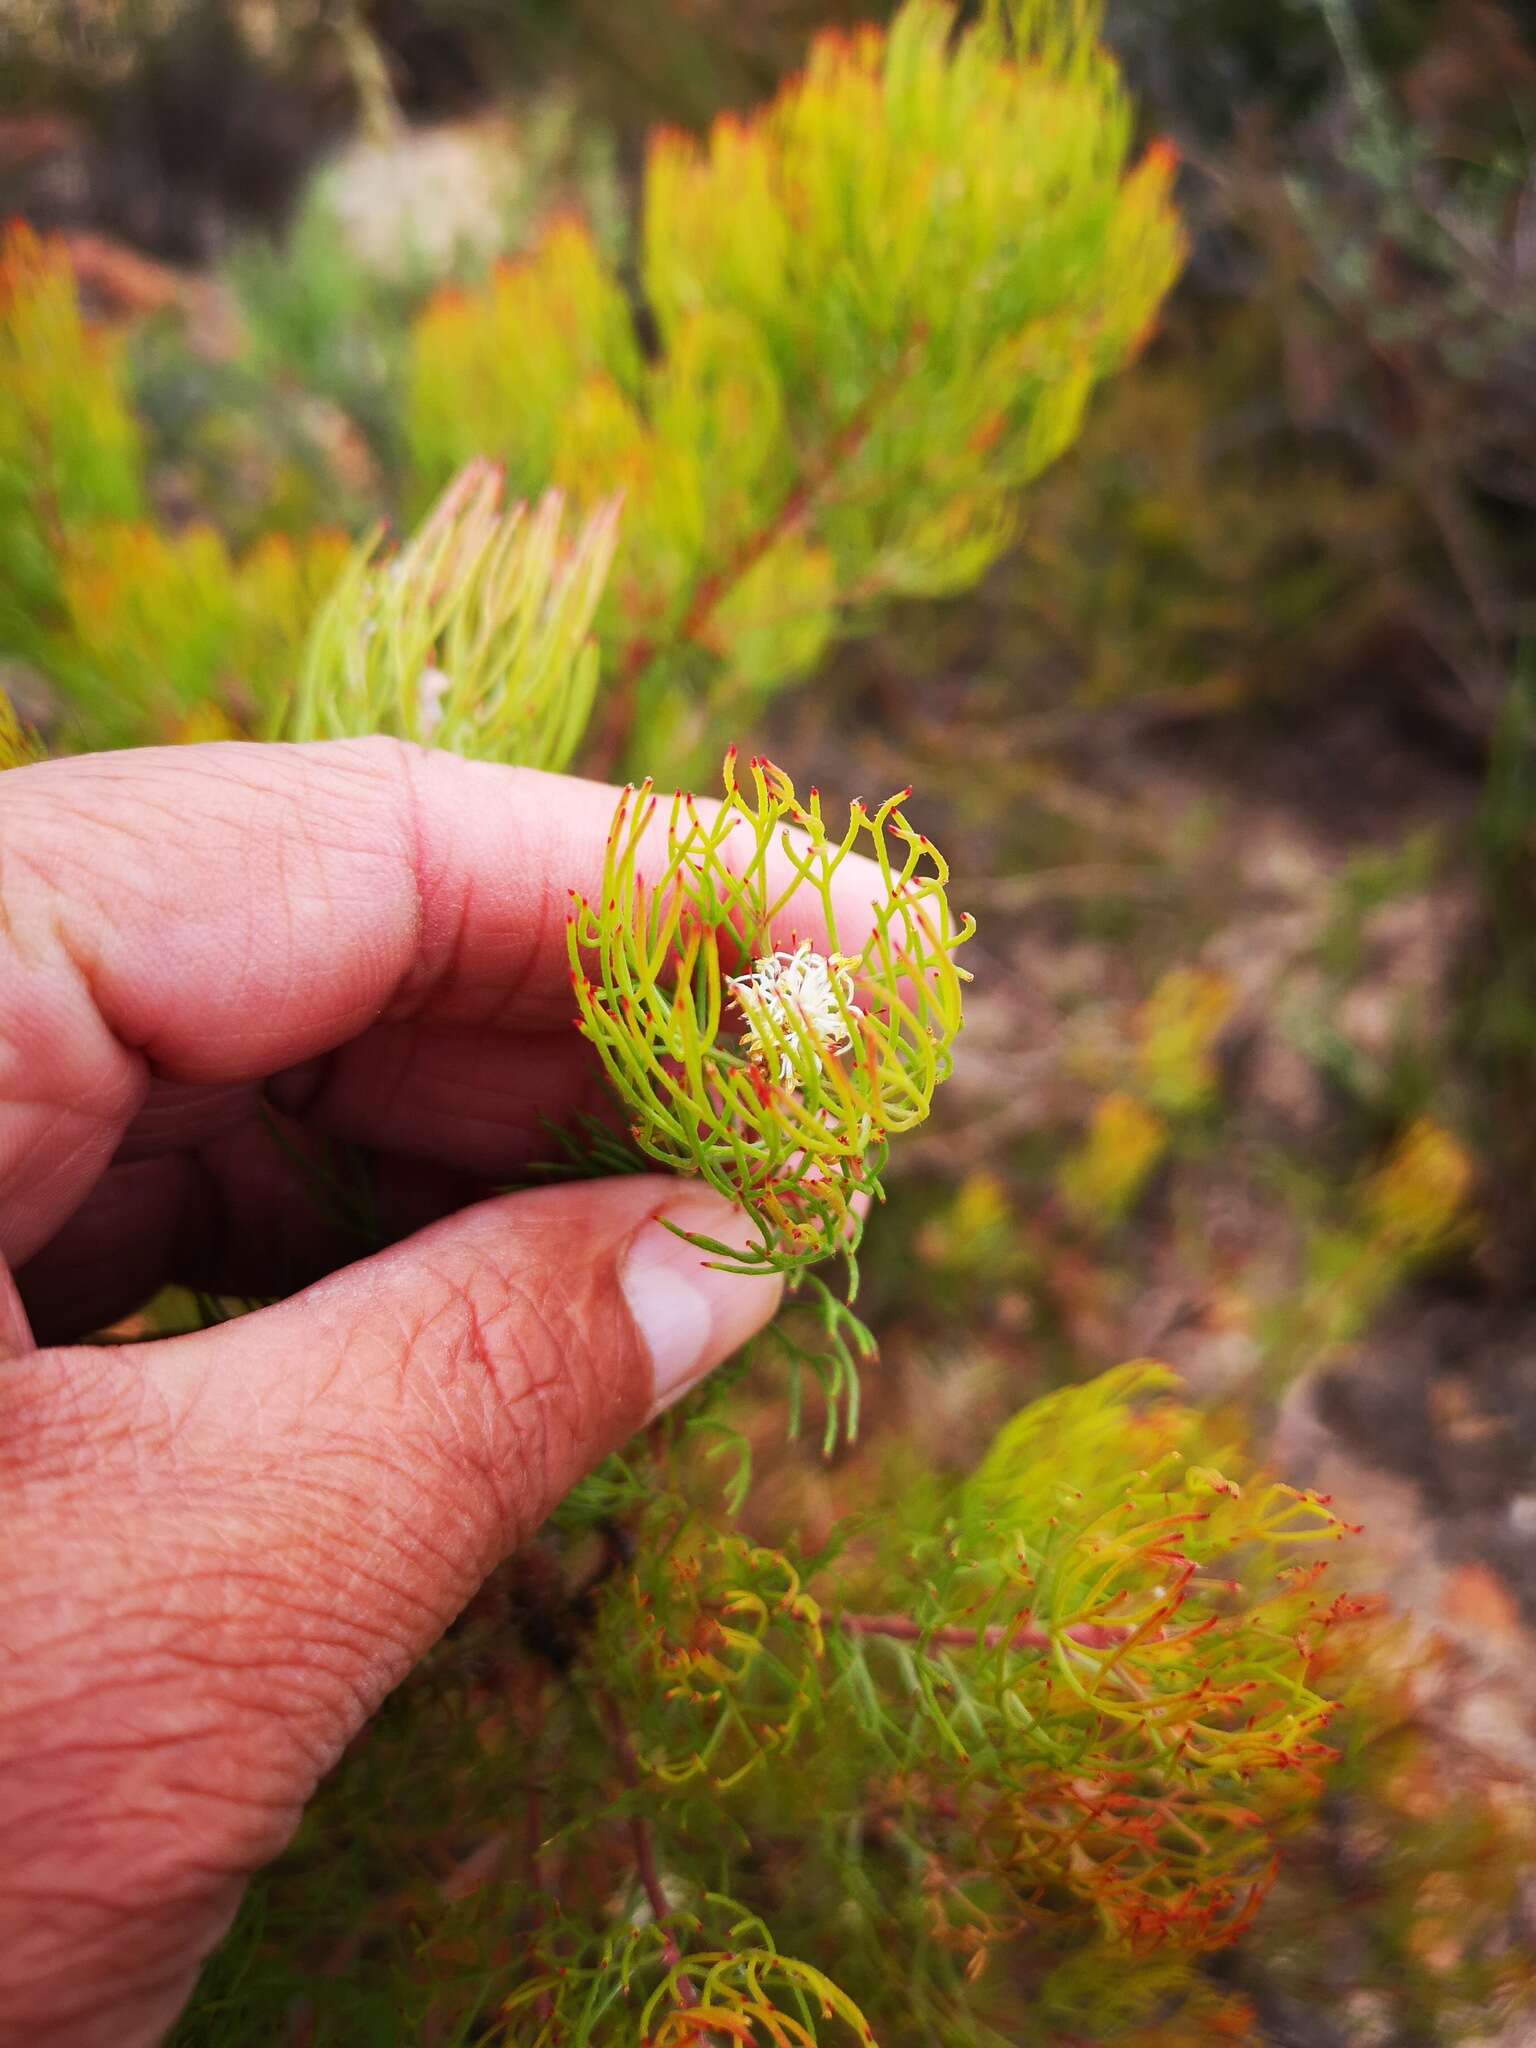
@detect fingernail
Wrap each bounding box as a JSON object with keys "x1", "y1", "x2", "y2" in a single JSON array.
[{"x1": 622, "y1": 1191, "x2": 783, "y2": 1418}]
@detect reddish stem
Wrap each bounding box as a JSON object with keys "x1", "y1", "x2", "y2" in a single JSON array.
[
  {"x1": 840, "y1": 1612, "x2": 1132, "y2": 1652},
  {"x1": 595, "y1": 336, "x2": 924, "y2": 775},
  {"x1": 519, "y1": 1678, "x2": 556, "y2": 2027},
  {"x1": 597, "y1": 1689, "x2": 698, "y2": 2006}
]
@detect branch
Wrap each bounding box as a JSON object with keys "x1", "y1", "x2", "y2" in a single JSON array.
[
  {"x1": 595, "y1": 1687, "x2": 705, "y2": 2016},
  {"x1": 593, "y1": 334, "x2": 926, "y2": 773},
  {"x1": 840, "y1": 1612, "x2": 1133, "y2": 1652},
  {"x1": 518, "y1": 1675, "x2": 555, "y2": 2028}
]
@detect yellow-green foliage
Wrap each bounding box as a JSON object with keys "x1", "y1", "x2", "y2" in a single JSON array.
[
  {"x1": 1296, "y1": 1117, "x2": 1476, "y2": 1360},
  {"x1": 2, "y1": 2, "x2": 1179, "y2": 777},
  {"x1": 408, "y1": 0, "x2": 1182, "y2": 770},
  {"x1": 1060, "y1": 1090, "x2": 1169, "y2": 1227},
  {"x1": 594, "y1": 1516, "x2": 827, "y2": 1791},
  {"x1": 0, "y1": 223, "x2": 144, "y2": 658},
  {"x1": 1358, "y1": 1115, "x2": 1475, "y2": 1261},
  {"x1": 827, "y1": 1361, "x2": 1360, "y2": 2012},
  {"x1": 48, "y1": 521, "x2": 351, "y2": 749},
  {"x1": 0, "y1": 685, "x2": 43, "y2": 771},
  {"x1": 916, "y1": 1170, "x2": 1026, "y2": 1298},
  {"x1": 1135, "y1": 966, "x2": 1235, "y2": 1116},
  {"x1": 0, "y1": 222, "x2": 353, "y2": 751},
  {"x1": 410, "y1": 218, "x2": 643, "y2": 511},
  {"x1": 1057, "y1": 968, "x2": 1233, "y2": 1230},
  {"x1": 508, "y1": 1916, "x2": 882, "y2": 2048},
  {"x1": 285, "y1": 460, "x2": 620, "y2": 768}
]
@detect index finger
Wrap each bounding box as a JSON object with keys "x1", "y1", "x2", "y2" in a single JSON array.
[{"x1": 0, "y1": 738, "x2": 882, "y2": 1261}]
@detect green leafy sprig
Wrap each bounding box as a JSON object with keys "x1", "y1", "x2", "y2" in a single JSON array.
[{"x1": 284, "y1": 457, "x2": 620, "y2": 769}]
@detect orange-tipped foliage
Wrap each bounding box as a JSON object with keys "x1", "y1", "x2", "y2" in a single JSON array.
[
  {"x1": 0, "y1": 220, "x2": 144, "y2": 663},
  {"x1": 594, "y1": 1517, "x2": 826, "y2": 1792},
  {"x1": 49, "y1": 521, "x2": 350, "y2": 746},
  {"x1": 837, "y1": 1363, "x2": 1364, "y2": 1961},
  {"x1": 407, "y1": 0, "x2": 1183, "y2": 772}
]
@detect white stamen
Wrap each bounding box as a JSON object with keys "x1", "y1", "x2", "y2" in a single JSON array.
[
  {"x1": 728, "y1": 941, "x2": 862, "y2": 1085},
  {"x1": 417, "y1": 664, "x2": 451, "y2": 738}
]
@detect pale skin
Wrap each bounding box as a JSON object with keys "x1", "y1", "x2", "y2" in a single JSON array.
[{"x1": 0, "y1": 738, "x2": 879, "y2": 2046}]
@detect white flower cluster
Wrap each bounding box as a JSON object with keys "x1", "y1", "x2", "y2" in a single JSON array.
[{"x1": 728, "y1": 941, "x2": 863, "y2": 1085}]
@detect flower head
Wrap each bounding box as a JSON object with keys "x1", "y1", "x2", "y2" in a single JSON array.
[
  {"x1": 728, "y1": 942, "x2": 863, "y2": 1087},
  {"x1": 567, "y1": 752, "x2": 974, "y2": 1278}
]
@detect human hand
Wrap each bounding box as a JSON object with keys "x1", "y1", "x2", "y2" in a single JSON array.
[{"x1": 0, "y1": 739, "x2": 870, "y2": 2046}]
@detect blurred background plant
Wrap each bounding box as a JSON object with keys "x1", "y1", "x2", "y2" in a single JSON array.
[{"x1": 5, "y1": 0, "x2": 1536, "y2": 2040}]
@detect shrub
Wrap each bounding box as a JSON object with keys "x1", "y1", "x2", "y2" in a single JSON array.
[
  {"x1": 406, "y1": 0, "x2": 1181, "y2": 774},
  {"x1": 174, "y1": 1364, "x2": 1363, "y2": 2045},
  {"x1": 3, "y1": 4, "x2": 1178, "y2": 778}
]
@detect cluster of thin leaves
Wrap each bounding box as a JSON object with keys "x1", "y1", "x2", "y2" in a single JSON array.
[
  {"x1": 0, "y1": 224, "x2": 366, "y2": 752},
  {"x1": 566, "y1": 749, "x2": 973, "y2": 1445},
  {"x1": 0, "y1": 0, "x2": 1180, "y2": 785},
  {"x1": 533, "y1": 1373, "x2": 1364, "y2": 2039},
  {"x1": 508, "y1": 1906, "x2": 878, "y2": 2047},
  {"x1": 833, "y1": 1363, "x2": 1365, "y2": 1965},
  {"x1": 0, "y1": 220, "x2": 142, "y2": 653},
  {"x1": 592, "y1": 1514, "x2": 827, "y2": 1794},
  {"x1": 284, "y1": 457, "x2": 620, "y2": 768}
]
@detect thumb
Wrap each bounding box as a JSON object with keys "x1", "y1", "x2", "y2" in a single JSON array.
[
  {"x1": 1, "y1": 1176, "x2": 778, "y2": 2047},
  {"x1": 153, "y1": 1170, "x2": 780, "y2": 1610}
]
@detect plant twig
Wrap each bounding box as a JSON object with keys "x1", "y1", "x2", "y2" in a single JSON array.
[
  {"x1": 594, "y1": 337, "x2": 925, "y2": 773},
  {"x1": 595, "y1": 1688, "x2": 699, "y2": 2008},
  {"x1": 840, "y1": 1612, "x2": 1132, "y2": 1652},
  {"x1": 519, "y1": 1677, "x2": 556, "y2": 2027}
]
